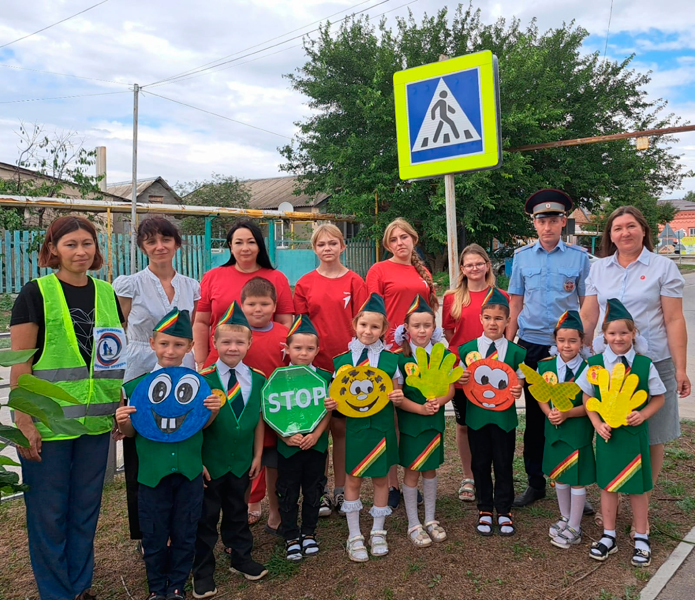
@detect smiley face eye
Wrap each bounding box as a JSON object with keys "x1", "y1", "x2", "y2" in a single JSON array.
[
  {"x1": 474, "y1": 365, "x2": 493, "y2": 387},
  {"x1": 174, "y1": 374, "x2": 200, "y2": 404},
  {"x1": 148, "y1": 373, "x2": 172, "y2": 404},
  {"x1": 349, "y1": 379, "x2": 374, "y2": 396},
  {"x1": 488, "y1": 368, "x2": 509, "y2": 390}
]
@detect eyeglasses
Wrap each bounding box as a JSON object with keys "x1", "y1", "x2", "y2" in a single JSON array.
[{"x1": 462, "y1": 262, "x2": 487, "y2": 270}]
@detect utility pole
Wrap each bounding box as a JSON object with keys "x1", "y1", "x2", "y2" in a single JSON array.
[{"x1": 130, "y1": 83, "x2": 139, "y2": 272}]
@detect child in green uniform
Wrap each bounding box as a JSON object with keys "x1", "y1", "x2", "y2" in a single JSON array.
[
  {"x1": 395, "y1": 295, "x2": 454, "y2": 548},
  {"x1": 192, "y1": 302, "x2": 268, "y2": 598},
  {"x1": 276, "y1": 314, "x2": 333, "y2": 561},
  {"x1": 458, "y1": 288, "x2": 526, "y2": 536},
  {"x1": 577, "y1": 298, "x2": 665, "y2": 567},
  {"x1": 325, "y1": 293, "x2": 404, "y2": 562},
  {"x1": 537, "y1": 310, "x2": 595, "y2": 550},
  {"x1": 116, "y1": 309, "x2": 221, "y2": 600}
]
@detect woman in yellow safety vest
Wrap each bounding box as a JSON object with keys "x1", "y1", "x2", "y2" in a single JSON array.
[{"x1": 11, "y1": 215, "x2": 125, "y2": 600}]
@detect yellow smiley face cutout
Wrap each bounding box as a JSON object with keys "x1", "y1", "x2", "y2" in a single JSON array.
[
  {"x1": 329, "y1": 365, "x2": 393, "y2": 418},
  {"x1": 404, "y1": 363, "x2": 419, "y2": 377},
  {"x1": 211, "y1": 389, "x2": 227, "y2": 406},
  {"x1": 542, "y1": 372, "x2": 558, "y2": 385},
  {"x1": 465, "y1": 351, "x2": 482, "y2": 366},
  {"x1": 587, "y1": 365, "x2": 602, "y2": 384}
]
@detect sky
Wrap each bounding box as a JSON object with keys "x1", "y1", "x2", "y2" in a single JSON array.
[{"x1": 0, "y1": 0, "x2": 694, "y2": 199}]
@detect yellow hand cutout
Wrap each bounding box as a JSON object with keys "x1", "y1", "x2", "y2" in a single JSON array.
[
  {"x1": 585, "y1": 363, "x2": 648, "y2": 429},
  {"x1": 405, "y1": 343, "x2": 463, "y2": 400},
  {"x1": 519, "y1": 363, "x2": 580, "y2": 412}
]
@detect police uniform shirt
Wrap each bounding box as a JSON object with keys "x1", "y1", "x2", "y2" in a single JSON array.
[
  {"x1": 584, "y1": 246, "x2": 684, "y2": 363},
  {"x1": 575, "y1": 346, "x2": 667, "y2": 397},
  {"x1": 215, "y1": 359, "x2": 253, "y2": 408},
  {"x1": 476, "y1": 335, "x2": 526, "y2": 379},
  {"x1": 555, "y1": 353, "x2": 585, "y2": 383},
  {"x1": 508, "y1": 239, "x2": 591, "y2": 346}
]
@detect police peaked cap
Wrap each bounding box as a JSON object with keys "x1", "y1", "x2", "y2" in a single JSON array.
[{"x1": 525, "y1": 189, "x2": 573, "y2": 218}]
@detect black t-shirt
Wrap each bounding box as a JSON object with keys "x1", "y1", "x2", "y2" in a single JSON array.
[{"x1": 10, "y1": 278, "x2": 125, "y2": 365}]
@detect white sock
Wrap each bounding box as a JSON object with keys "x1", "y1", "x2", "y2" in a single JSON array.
[
  {"x1": 423, "y1": 476, "x2": 437, "y2": 523},
  {"x1": 343, "y1": 499, "x2": 362, "y2": 539},
  {"x1": 569, "y1": 487, "x2": 585, "y2": 531},
  {"x1": 369, "y1": 505, "x2": 392, "y2": 533},
  {"x1": 498, "y1": 515, "x2": 513, "y2": 535},
  {"x1": 402, "y1": 484, "x2": 420, "y2": 531},
  {"x1": 600, "y1": 529, "x2": 616, "y2": 549},
  {"x1": 634, "y1": 533, "x2": 650, "y2": 553},
  {"x1": 555, "y1": 483, "x2": 571, "y2": 519},
  {"x1": 477, "y1": 513, "x2": 492, "y2": 534},
  {"x1": 334, "y1": 486, "x2": 344, "y2": 496}
]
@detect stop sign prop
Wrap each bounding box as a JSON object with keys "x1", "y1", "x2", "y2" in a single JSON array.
[{"x1": 262, "y1": 365, "x2": 328, "y2": 437}]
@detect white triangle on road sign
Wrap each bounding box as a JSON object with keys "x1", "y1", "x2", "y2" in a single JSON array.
[{"x1": 412, "y1": 78, "x2": 481, "y2": 152}]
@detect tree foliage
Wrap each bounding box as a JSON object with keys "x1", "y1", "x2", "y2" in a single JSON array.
[
  {"x1": 683, "y1": 190, "x2": 695, "y2": 202},
  {"x1": 280, "y1": 5, "x2": 692, "y2": 270},
  {"x1": 174, "y1": 173, "x2": 251, "y2": 239},
  {"x1": 0, "y1": 122, "x2": 104, "y2": 230}
]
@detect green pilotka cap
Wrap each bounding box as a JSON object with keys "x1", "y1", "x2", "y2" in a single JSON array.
[
  {"x1": 217, "y1": 300, "x2": 250, "y2": 329},
  {"x1": 555, "y1": 310, "x2": 584, "y2": 333},
  {"x1": 405, "y1": 294, "x2": 434, "y2": 317},
  {"x1": 481, "y1": 287, "x2": 509, "y2": 310},
  {"x1": 288, "y1": 314, "x2": 319, "y2": 339},
  {"x1": 604, "y1": 298, "x2": 634, "y2": 324},
  {"x1": 358, "y1": 292, "x2": 387, "y2": 316},
  {"x1": 153, "y1": 307, "x2": 193, "y2": 339}
]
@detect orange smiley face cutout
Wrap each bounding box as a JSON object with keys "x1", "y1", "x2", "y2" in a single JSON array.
[{"x1": 461, "y1": 358, "x2": 519, "y2": 412}]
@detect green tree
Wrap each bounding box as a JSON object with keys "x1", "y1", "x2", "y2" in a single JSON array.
[
  {"x1": 174, "y1": 173, "x2": 251, "y2": 239},
  {"x1": 683, "y1": 190, "x2": 695, "y2": 202},
  {"x1": 0, "y1": 122, "x2": 104, "y2": 230},
  {"x1": 280, "y1": 5, "x2": 692, "y2": 271}
]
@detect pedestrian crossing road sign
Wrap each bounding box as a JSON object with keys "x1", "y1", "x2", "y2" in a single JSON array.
[{"x1": 394, "y1": 51, "x2": 502, "y2": 180}]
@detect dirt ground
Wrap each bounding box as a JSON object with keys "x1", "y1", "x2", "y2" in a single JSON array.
[{"x1": 2, "y1": 417, "x2": 694, "y2": 600}]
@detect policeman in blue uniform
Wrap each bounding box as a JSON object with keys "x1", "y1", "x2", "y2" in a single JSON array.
[{"x1": 506, "y1": 189, "x2": 593, "y2": 509}]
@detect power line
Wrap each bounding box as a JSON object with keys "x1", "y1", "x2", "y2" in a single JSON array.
[
  {"x1": 141, "y1": 90, "x2": 292, "y2": 139},
  {"x1": 0, "y1": 0, "x2": 110, "y2": 50},
  {"x1": 148, "y1": 0, "x2": 418, "y2": 89},
  {"x1": 603, "y1": 0, "x2": 614, "y2": 60},
  {"x1": 143, "y1": 0, "x2": 390, "y2": 89},
  {"x1": 0, "y1": 62, "x2": 130, "y2": 86},
  {"x1": 0, "y1": 90, "x2": 129, "y2": 104},
  {"x1": 146, "y1": 0, "x2": 377, "y2": 89}
]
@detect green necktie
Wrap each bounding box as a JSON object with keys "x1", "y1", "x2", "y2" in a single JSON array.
[
  {"x1": 619, "y1": 356, "x2": 631, "y2": 373},
  {"x1": 564, "y1": 366, "x2": 574, "y2": 382},
  {"x1": 485, "y1": 343, "x2": 497, "y2": 358},
  {"x1": 227, "y1": 369, "x2": 244, "y2": 419},
  {"x1": 357, "y1": 348, "x2": 369, "y2": 365}
]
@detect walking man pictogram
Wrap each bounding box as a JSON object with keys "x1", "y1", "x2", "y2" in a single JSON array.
[{"x1": 432, "y1": 91, "x2": 459, "y2": 144}]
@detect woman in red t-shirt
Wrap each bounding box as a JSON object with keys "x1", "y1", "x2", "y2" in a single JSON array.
[
  {"x1": 294, "y1": 224, "x2": 368, "y2": 515},
  {"x1": 193, "y1": 220, "x2": 294, "y2": 368},
  {"x1": 442, "y1": 243, "x2": 506, "y2": 502},
  {"x1": 366, "y1": 218, "x2": 438, "y2": 507}
]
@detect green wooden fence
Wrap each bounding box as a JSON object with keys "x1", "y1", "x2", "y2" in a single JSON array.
[{"x1": 0, "y1": 231, "x2": 206, "y2": 293}]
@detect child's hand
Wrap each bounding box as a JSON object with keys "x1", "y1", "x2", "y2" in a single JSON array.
[
  {"x1": 459, "y1": 370, "x2": 470, "y2": 386},
  {"x1": 284, "y1": 434, "x2": 304, "y2": 447},
  {"x1": 324, "y1": 397, "x2": 338, "y2": 411},
  {"x1": 510, "y1": 384, "x2": 523, "y2": 400},
  {"x1": 595, "y1": 422, "x2": 612, "y2": 441},
  {"x1": 626, "y1": 410, "x2": 645, "y2": 427},
  {"x1": 422, "y1": 399, "x2": 439, "y2": 415},
  {"x1": 115, "y1": 406, "x2": 136, "y2": 429},
  {"x1": 111, "y1": 421, "x2": 125, "y2": 441},
  {"x1": 202, "y1": 466, "x2": 211, "y2": 489},
  {"x1": 548, "y1": 408, "x2": 567, "y2": 426},
  {"x1": 203, "y1": 394, "x2": 222, "y2": 415},
  {"x1": 249, "y1": 456, "x2": 262, "y2": 480},
  {"x1": 299, "y1": 432, "x2": 318, "y2": 450},
  {"x1": 388, "y1": 389, "x2": 404, "y2": 406}
]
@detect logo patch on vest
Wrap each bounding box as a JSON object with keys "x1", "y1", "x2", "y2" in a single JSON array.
[
  {"x1": 563, "y1": 280, "x2": 575, "y2": 292},
  {"x1": 94, "y1": 327, "x2": 127, "y2": 371}
]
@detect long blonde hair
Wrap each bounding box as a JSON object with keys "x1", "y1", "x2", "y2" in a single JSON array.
[
  {"x1": 382, "y1": 218, "x2": 439, "y2": 312},
  {"x1": 444, "y1": 244, "x2": 495, "y2": 320}
]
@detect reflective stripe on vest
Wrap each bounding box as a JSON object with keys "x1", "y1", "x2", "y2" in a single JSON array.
[{"x1": 31, "y1": 274, "x2": 124, "y2": 441}]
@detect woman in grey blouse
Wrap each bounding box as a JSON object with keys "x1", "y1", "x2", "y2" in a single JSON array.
[{"x1": 581, "y1": 206, "x2": 690, "y2": 499}]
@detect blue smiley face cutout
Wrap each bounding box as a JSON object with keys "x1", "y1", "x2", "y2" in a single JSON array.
[{"x1": 130, "y1": 367, "x2": 212, "y2": 443}]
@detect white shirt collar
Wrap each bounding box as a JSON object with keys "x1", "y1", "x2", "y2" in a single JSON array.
[
  {"x1": 348, "y1": 337, "x2": 384, "y2": 354},
  {"x1": 289, "y1": 362, "x2": 316, "y2": 371},
  {"x1": 608, "y1": 246, "x2": 651, "y2": 268},
  {"x1": 152, "y1": 363, "x2": 165, "y2": 371},
  {"x1": 481, "y1": 335, "x2": 504, "y2": 348},
  {"x1": 533, "y1": 238, "x2": 565, "y2": 253},
  {"x1": 409, "y1": 341, "x2": 433, "y2": 355},
  {"x1": 556, "y1": 353, "x2": 584, "y2": 372},
  {"x1": 215, "y1": 358, "x2": 249, "y2": 378},
  {"x1": 604, "y1": 345, "x2": 636, "y2": 364}
]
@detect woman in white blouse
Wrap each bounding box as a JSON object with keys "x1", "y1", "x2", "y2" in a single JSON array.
[
  {"x1": 113, "y1": 217, "x2": 201, "y2": 550},
  {"x1": 581, "y1": 206, "x2": 690, "y2": 504}
]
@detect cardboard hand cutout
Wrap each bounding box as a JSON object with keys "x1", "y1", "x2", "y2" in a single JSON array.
[
  {"x1": 585, "y1": 363, "x2": 648, "y2": 429},
  {"x1": 404, "y1": 343, "x2": 463, "y2": 400}
]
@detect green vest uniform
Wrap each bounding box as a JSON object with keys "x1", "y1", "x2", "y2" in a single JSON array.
[
  {"x1": 334, "y1": 350, "x2": 399, "y2": 478},
  {"x1": 277, "y1": 366, "x2": 332, "y2": 459},
  {"x1": 123, "y1": 374, "x2": 203, "y2": 488},
  {"x1": 538, "y1": 357, "x2": 595, "y2": 486},
  {"x1": 458, "y1": 339, "x2": 527, "y2": 433},
  {"x1": 32, "y1": 274, "x2": 124, "y2": 441},
  {"x1": 589, "y1": 354, "x2": 653, "y2": 495},
  {"x1": 199, "y1": 363, "x2": 266, "y2": 480},
  {"x1": 396, "y1": 350, "x2": 446, "y2": 471}
]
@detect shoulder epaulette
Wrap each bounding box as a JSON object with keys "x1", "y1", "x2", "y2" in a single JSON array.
[
  {"x1": 334, "y1": 350, "x2": 351, "y2": 359},
  {"x1": 539, "y1": 356, "x2": 555, "y2": 362},
  {"x1": 391, "y1": 347, "x2": 403, "y2": 354},
  {"x1": 199, "y1": 365, "x2": 216, "y2": 376},
  {"x1": 250, "y1": 367, "x2": 267, "y2": 377},
  {"x1": 566, "y1": 243, "x2": 588, "y2": 253},
  {"x1": 515, "y1": 244, "x2": 533, "y2": 254}
]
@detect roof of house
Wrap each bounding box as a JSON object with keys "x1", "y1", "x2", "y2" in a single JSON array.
[
  {"x1": 0, "y1": 160, "x2": 126, "y2": 202},
  {"x1": 242, "y1": 175, "x2": 330, "y2": 210},
  {"x1": 568, "y1": 206, "x2": 592, "y2": 225},
  {"x1": 657, "y1": 198, "x2": 695, "y2": 212},
  {"x1": 107, "y1": 176, "x2": 180, "y2": 202}
]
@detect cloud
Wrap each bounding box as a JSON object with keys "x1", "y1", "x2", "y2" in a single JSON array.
[{"x1": 0, "y1": 0, "x2": 694, "y2": 197}]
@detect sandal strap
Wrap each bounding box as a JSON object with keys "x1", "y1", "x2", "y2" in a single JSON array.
[
  {"x1": 347, "y1": 535, "x2": 365, "y2": 545},
  {"x1": 591, "y1": 539, "x2": 615, "y2": 555},
  {"x1": 370, "y1": 530, "x2": 387, "y2": 537},
  {"x1": 633, "y1": 548, "x2": 651, "y2": 559},
  {"x1": 407, "y1": 524, "x2": 426, "y2": 535},
  {"x1": 478, "y1": 511, "x2": 493, "y2": 518},
  {"x1": 498, "y1": 516, "x2": 514, "y2": 525},
  {"x1": 634, "y1": 538, "x2": 651, "y2": 547},
  {"x1": 424, "y1": 520, "x2": 440, "y2": 528}
]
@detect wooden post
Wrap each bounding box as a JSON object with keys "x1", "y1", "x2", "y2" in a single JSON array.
[
  {"x1": 438, "y1": 54, "x2": 460, "y2": 290},
  {"x1": 106, "y1": 208, "x2": 112, "y2": 282}
]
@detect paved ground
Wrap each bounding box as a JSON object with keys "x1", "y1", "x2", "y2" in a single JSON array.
[{"x1": 653, "y1": 545, "x2": 695, "y2": 599}]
